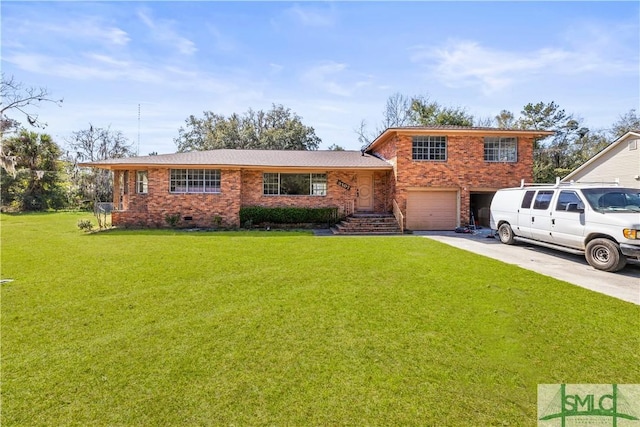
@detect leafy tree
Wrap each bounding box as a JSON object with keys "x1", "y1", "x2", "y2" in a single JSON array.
[
  {"x1": 494, "y1": 110, "x2": 516, "y2": 129},
  {"x1": 66, "y1": 125, "x2": 135, "y2": 217},
  {"x1": 1, "y1": 75, "x2": 63, "y2": 188},
  {"x1": 515, "y1": 101, "x2": 571, "y2": 132},
  {"x1": 410, "y1": 96, "x2": 474, "y2": 127},
  {"x1": 610, "y1": 109, "x2": 640, "y2": 139},
  {"x1": 355, "y1": 93, "x2": 475, "y2": 147},
  {"x1": 0, "y1": 130, "x2": 66, "y2": 211},
  {"x1": 327, "y1": 144, "x2": 345, "y2": 151},
  {"x1": 175, "y1": 104, "x2": 321, "y2": 152},
  {"x1": 511, "y1": 102, "x2": 585, "y2": 182}
]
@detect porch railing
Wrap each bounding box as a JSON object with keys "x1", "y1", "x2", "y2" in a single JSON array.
[
  {"x1": 339, "y1": 200, "x2": 355, "y2": 219},
  {"x1": 392, "y1": 199, "x2": 404, "y2": 233}
]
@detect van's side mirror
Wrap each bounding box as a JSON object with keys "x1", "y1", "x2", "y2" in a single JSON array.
[{"x1": 566, "y1": 202, "x2": 584, "y2": 213}]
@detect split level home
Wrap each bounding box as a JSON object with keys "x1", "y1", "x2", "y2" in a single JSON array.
[
  {"x1": 562, "y1": 130, "x2": 640, "y2": 189},
  {"x1": 81, "y1": 126, "x2": 553, "y2": 231}
]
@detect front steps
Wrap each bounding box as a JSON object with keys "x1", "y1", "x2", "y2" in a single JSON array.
[{"x1": 331, "y1": 213, "x2": 403, "y2": 235}]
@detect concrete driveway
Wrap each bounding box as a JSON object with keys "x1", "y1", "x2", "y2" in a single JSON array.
[{"x1": 415, "y1": 229, "x2": 640, "y2": 305}]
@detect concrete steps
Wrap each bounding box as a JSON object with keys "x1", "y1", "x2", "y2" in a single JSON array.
[{"x1": 331, "y1": 213, "x2": 402, "y2": 235}]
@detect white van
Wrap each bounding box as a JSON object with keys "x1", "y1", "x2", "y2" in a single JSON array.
[{"x1": 490, "y1": 180, "x2": 640, "y2": 272}]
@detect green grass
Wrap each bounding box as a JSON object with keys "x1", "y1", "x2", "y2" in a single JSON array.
[{"x1": 1, "y1": 212, "x2": 639, "y2": 426}]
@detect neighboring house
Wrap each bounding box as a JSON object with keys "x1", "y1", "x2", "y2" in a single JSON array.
[
  {"x1": 562, "y1": 131, "x2": 640, "y2": 189},
  {"x1": 81, "y1": 126, "x2": 552, "y2": 230}
]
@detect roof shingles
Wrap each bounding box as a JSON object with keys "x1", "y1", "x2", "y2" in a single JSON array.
[{"x1": 80, "y1": 149, "x2": 393, "y2": 170}]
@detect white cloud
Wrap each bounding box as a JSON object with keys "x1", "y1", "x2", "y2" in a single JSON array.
[
  {"x1": 301, "y1": 61, "x2": 373, "y2": 97},
  {"x1": 206, "y1": 25, "x2": 237, "y2": 52},
  {"x1": 411, "y1": 28, "x2": 638, "y2": 95},
  {"x1": 410, "y1": 40, "x2": 567, "y2": 94},
  {"x1": 47, "y1": 21, "x2": 129, "y2": 46},
  {"x1": 136, "y1": 8, "x2": 197, "y2": 56},
  {"x1": 285, "y1": 4, "x2": 336, "y2": 27},
  {"x1": 97, "y1": 26, "x2": 130, "y2": 46},
  {"x1": 269, "y1": 63, "x2": 284, "y2": 74}
]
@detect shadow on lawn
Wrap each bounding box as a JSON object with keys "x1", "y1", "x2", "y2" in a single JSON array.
[{"x1": 85, "y1": 227, "x2": 316, "y2": 237}]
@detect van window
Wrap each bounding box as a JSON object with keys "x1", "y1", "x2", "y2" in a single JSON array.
[
  {"x1": 533, "y1": 190, "x2": 554, "y2": 210},
  {"x1": 556, "y1": 191, "x2": 582, "y2": 211},
  {"x1": 582, "y1": 188, "x2": 640, "y2": 212},
  {"x1": 521, "y1": 190, "x2": 535, "y2": 208}
]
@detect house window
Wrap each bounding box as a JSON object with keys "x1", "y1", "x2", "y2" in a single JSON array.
[
  {"x1": 170, "y1": 169, "x2": 221, "y2": 193},
  {"x1": 484, "y1": 137, "x2": 517, "y2": 162},
  {"x1": 412, "y1": 136, "x2": 447, "y2": 161},
  {"x1": 263, "y1": 173, "x2": 327, "y2": 196},
  {"x1": 136, "y1": 171, "x2": 148, "y2": 194}
]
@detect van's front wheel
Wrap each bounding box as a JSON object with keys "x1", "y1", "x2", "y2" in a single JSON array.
[
  {"x1": 585, "y1": 238, "x2": 627, "y2": 272},
  {"x1": 498, "y1": 223, "x2": 515, "y2": 245}
]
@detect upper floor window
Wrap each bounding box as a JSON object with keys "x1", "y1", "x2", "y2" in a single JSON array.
[
  {"x1": 484, "y1": 137, "x2": 517, "y2": 162},
  {"x1": 412, "y1": 136, "x2": 447, "y2": 161},
  {"x1": 170, "y1": 169, "x2": 221, "y2": 193},
  {"x1": 136, "y1": 171, "x2": 148, "y2": 194},
  {"x1": 263, "y1": 173, "x2": 327, "y2": 196}
]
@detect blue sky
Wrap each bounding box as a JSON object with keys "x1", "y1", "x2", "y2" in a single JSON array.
[{"x1": 2, "y1": 1, "x2": 638, "y2": 154}]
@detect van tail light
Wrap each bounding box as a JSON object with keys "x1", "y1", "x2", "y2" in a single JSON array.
[{"x1": 623, "y1": 229, "x2": 639, "y2": 239}]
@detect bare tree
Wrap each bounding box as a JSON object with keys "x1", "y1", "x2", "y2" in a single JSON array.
[
  {"x1": 356, "y1": 93, "x2": 475, "y2": 148},
  {"x1": 0, "y1": 73, "x2": 63, "y2": 136},
  {"x1": 474, "y1": 116, "x2": 495, "y2": 127},
  {"x1": 354, "y1": 119, "x2": 377, "y2": 149},
  {"x1": 382, "y1": 93, "x2": 414, "y2": 129},
  {"x1": 67, "y1": 124, "x2": 135, "y2": 228},
  {"x1": 1, "y1": 74, "x2": 63, "y2": 178}
]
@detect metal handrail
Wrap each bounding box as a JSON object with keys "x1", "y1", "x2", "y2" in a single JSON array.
[
  {"x1": 338, "y1": 200, "x2": 354, "y2": 219},
  {"x1": 392, "y1": 199, "x2": 404, "y2": 233}
]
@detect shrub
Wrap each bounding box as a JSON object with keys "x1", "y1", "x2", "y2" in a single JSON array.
[
  {"x1": 165, "y1": 213, "x2": 181, "y2": 228},
  {"x1": 77, "y1": 219, "x2": 94, "y2": 232},
  {"x1": 240, "y1": 206, "x2": 339, "y2": 226}
]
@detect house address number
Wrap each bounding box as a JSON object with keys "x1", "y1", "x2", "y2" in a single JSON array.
[{"x1": 337, "y1": 180, "x2": 351, "y2": 190}]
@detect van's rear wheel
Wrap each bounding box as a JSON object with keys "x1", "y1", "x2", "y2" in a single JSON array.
[
  {"x1": 498, "y1": 223, "x2": 515, "y2": 245},
  {"x1": 585, "y1": 238, "x2": 627, "y2": 272}
]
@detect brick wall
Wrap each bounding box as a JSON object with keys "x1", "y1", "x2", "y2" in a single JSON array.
[
  {"x1": 112, "y1": 168, "x2": 242, "y2": 228},
  {"x1": 112, "y1": 168, "x2": 393, "y2": 228},
  {"x1": 371, "y1": 133, "x2": 534, "y2": 226},
  {"x1": 242, "y1": 170, "x2": 360, "y2": 213}
]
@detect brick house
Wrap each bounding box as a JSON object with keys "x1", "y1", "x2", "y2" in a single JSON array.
[{"x1": 81, "y1": 126, "x2": 552, "y2": 231}]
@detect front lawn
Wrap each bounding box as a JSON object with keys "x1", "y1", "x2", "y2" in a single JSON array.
[{"x1": 1, "y1": 212, "x2": 638, "y2": 425}]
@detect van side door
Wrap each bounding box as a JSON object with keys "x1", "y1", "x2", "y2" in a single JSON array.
[
  {"x1": 550, "y1": 190, "x2": 586, "y2": 249},
  {"x1": 516, "y1": 190, "x2": 536, "y2": 238},
  {"x1": 530, "y1": 190, "x2": 555, "y2": 242}
]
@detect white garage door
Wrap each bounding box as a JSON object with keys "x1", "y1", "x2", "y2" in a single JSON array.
[{"x1": 406, "y1": 191, "x2": 458, "y2": 230}]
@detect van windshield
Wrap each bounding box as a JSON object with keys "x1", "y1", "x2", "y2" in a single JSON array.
[{"x1": 581, "y1": 188, "x2": 640, "y2": 213}]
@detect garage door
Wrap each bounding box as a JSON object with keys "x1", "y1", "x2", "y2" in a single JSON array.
[{"x1": 406, "y1": 191, "x2": 457, "y2": 230}]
